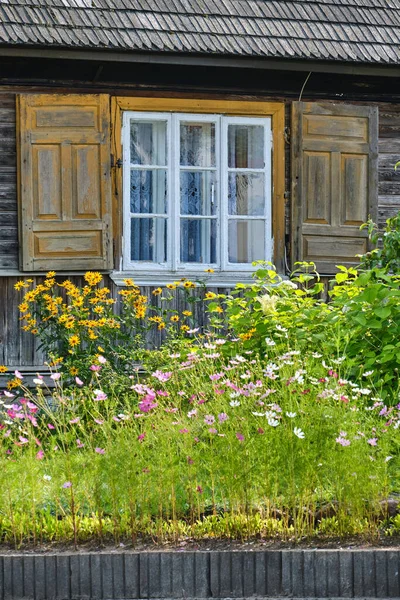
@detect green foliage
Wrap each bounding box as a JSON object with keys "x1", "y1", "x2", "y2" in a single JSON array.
[{"x1": 360, "y1": 211, "x2": 400, "y2": 272}]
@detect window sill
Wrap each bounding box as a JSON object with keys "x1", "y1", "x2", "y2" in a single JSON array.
[{"x1": 110, "y1": 271, "x2": 271, "y2": 288}]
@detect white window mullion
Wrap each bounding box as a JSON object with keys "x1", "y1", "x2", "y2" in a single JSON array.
[{"x1": 220, "y1": 117, "x2": 228, "y2": 272}]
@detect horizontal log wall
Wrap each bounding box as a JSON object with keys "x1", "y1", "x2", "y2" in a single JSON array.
[{"x1": 1, "y1": 91, "x2": 400, "y2": 367}]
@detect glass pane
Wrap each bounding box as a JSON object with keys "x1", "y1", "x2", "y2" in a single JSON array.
[
  {"x1": 180, "y1": 219, "x2": 217, "y2": 263},
  {"x1": 130, "y1": 170, "x2": 167, "y2": 214},
  {"x1": 228, "y1": 172, "x2": 265, "y2": 216},
  {"x1": 180, "y1": 171, "x2": 217, "y2": 216},
  {"x1": 180, "y1": 122, "x2": 215, "y2": 167},
  {"x1": 228, "y1": 220, "x2": 265, "y2": 263},
  {"x1": 130, "y1": 121, "x2": 167, "y2": 166},
  {"x1": 131, "y1": 218, "x2": 167, "y2": 262},
  {"x1": 228, "y1": 125, "x2": 264, "y2": 169}
]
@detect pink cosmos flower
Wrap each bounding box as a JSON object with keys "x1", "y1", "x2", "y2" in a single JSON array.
[
  {"x1": 112, "y1": 416, "x2": 121, "y2": 422},
  {"x1": 62, "y1": 481, "x2": 72, "y2": 489},
  {"x1": 218, "y1": 413, "x2": 228, "y2": 423},
  {"x1": 187, "y1": 456, "x2": 194, "y2": 465},
  {"x1": 27, "y1": 401, "x2": 37, "y2": 411},
  {"x1": 137, "y1": 433, "x2": 146, "y2": 442},
  {"x1": 90, "y1": 365, "x2": 101, "y2": 372},
  {"x1": 19, "y1": 436, "x2": 29, "y2": 444},
  {"x1": 75, "y1": 377, "x2": 84, "y2": 386},
  {"x1": 36, "y1": 450, "x2": 44, "y2": 460},
  {"x1": 187, "y1": 409, "x2": 197, "y2": 418},
  {"x1": 3, "y1": 391, "x2": 15, "y2": 398},
  {"x1": 236, "y1": 433, "x2": 244, "y2": 442},
  {"x1": 69, "y1": 418, "x2": 80, "y2": 424},
  {"x1": 179, "y1": 428, "x2": 189, "y2": 434},
  {"x1": 93, "y1": 390, "x2": 107, "y2": 401},
  {"x1": 209, "y1": 373, "x2": 223, "y2": 381},
  {"x1": 152, "y1": 370, "x2": 172, "y2": 383},
  {"x1": 50, "y1": 373, "x2": 61, "y2": 381},
  {"x1": 97, "y1": 355, "x2": 107, "y2": 364},
  {"x1": 48, "y1": 423, "x2": 55, "y2": 430},
  {"x1": 14, "y1": 370, "x2": 23, "y2": 380},
  {"x1": 336, "y1": 437, "x2": 351, "y2": 447},
  {"x1": 94, "y1": 419, "x2": 104, "y2": 425},
  {"x1": 76, "y1": 439, "x2": 84, "y2": 448},
  {"x1": 204, "y1": 415, "x2": 215, "y2": 425},
  {"x1": 208, "y1": 428, "x2": 218, "y2": 434},
  {"x1": 138, "y1": 398, "x2": 158, "y2": 413},
  {"x1": 95, "y1": 447, "x2": 105, "y2": 454},
  {"x1": 368, "y1": 438, "x2": 378, "y2": 446}
]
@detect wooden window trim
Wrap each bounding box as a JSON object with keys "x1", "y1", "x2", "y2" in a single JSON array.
[{"x1": 111, "y1": 97, "x2": 285, "y2": 275}]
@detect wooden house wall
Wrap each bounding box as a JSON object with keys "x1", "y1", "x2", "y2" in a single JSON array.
[{"x1": 1, "y1": 90, "x2": 400, "y2": 368}]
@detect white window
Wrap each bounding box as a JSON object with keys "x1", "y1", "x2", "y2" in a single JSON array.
[{"x1": 122, "y1": 112, "x2": 272, "y2": 282}]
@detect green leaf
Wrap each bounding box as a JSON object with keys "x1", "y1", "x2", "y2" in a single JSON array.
[
  {"x1": 368, "y1": 320, "x2": 382, "y2": 329},
  {"x1": 374, "y1": 306, "x2": 391, "y2": 319}
]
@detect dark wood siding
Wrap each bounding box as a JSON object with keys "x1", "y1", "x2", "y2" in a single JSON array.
[
  {"x1": 1, "y1": 91, "x2": 400, "y2": 367},
  {"x1": 0, "y1": 93, "x2": 18, "y2": 269}
]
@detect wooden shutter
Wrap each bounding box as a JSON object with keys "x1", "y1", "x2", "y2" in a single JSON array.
[
  {"x1": 18, "y1": 94, "x2": 113, "y2": 271},
  {"x1": 291, "y1": 102, "x2": 378, "y2": 274}
]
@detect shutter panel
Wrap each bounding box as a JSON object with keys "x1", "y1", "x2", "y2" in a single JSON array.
[
  {"x1": 291, "y1": 102, "x2": 378, "y2": 274},
  {"x1": 18, "y1": 94, "x2": 113, "y2": 271}
]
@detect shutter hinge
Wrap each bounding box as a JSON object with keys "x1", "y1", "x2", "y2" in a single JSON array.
[
  {"x1": 111, "y1": 155, "x2": 123, "y2": 168},
  {"x1": 284, "y1": 127, "x2": 291, "y2": 144}
]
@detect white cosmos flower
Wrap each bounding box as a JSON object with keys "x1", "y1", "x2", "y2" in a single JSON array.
[
  {"x1": 385, "y1": 456, "x2": 393, "y2": 462},
  {"x1": 363, "y1": 370, "x2": 374, "y2": 377},
  {"x1": 33, "y1": 378, "x2": 44, "y2": 386},
  {"x1": 43, "y1": 475, "x2": 52, "y2": 481},
  {"x1": 294, "y1": 427, "x2": 305, "y2": 439},
  {"x1": 265, "y1": 337, "x2": 276, "y2": 347},
  {"x1": 268, "y1": 418, "x2": 280, "y2": 427},
  {"x1": 286, "y1": 412, "x2": 297, "y2": 418},
  {"x1": 252, "y1": 412, "x2": 265, "y2": 417},
  {"x1": 312, "y1": 352, "x2": 322, "y2": 358},
  {"x1": 229, "y1": 400, "x2": 241, "y2": 407}
]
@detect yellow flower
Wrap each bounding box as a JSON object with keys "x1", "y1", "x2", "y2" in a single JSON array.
[
  {"x1": 123, "y1": 278, "x2": 136, "y2": 287},
  {"x1": 31, "y1": 329, "x2": 39, "y2": 335},
  {"x1": 84, "y1": 272, "x2": 103, "y2": 286},
  {"x1": 68, "y1": 334, "x2": 80, "y2": 348},
  {"x1": 149, "y1": 316, "x2": 163, "y2": 323},
  {"x1": 205, "y1": 292, "x2": 217, "y2": 300},
  {"x1": 215, "y1": 306, "x2": 224, "y2": 313},
  {"x1": 93, "y1": 306, "x2": 104, "y2": 314},
  {"x1": 69, "y1": 367, "x2": 79, "y2": 376},
  {"x1": 18, "y1": 302, "x2": 29, "y2": 313},
  {"x1": 14, "y1": 280, "x2": 29, "y2": 291},
  {"x1": 7, "y1": 378, "x2": 21, "y2": 390},
  {"x1": 152, "y1": 287, "x2": 163, "y2": 296},
  {"x1": 181, "y1": 325, "x2": 190, "y2": 332},
  {"x1": 170, "y1": 315, "x2": 180, "y2": 322},
  {"x1": 182, "y1": 310, "x2": 192, "y2": 317},
  {"x1": 46, "y1": 271, "x2": 56, "y2": 278},
  {"x1": 88, "y1": 330, "x2": 98, "y2": 340},
  {"x1": 0, "y1": 365, "x2": 8, "y2": 373},
  {"x1": 158, "y1": 322, "x2": 166, "y2": 330},
  {"x1": 183, "y1": 281, "x2": 195, "y2": 289},
  {"x1": 204, "y1": 268, "x2": 215, "y2": 273},
  {"x1": 166, "y1": 284, "x2": 176, "y2": 290}
]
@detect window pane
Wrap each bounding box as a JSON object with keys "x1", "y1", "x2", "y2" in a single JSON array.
[
  {"x1": 180, "y1": 122, "x2": 215, "y2": 167},
  {"x1": 130, "y1": 121, "x2": 167, "y2": 166},
  {"x1": 131, "y1": 218, "x2": 167, "y2": 262},
  {"x1": 180, "y1": 171, "x2": 217, "y2": 216},
  {"x1": 228, "y1": 125, "x2": 264, "y2": 169},
  {"x1": 228, "y1": 220, "x2": 265, "y2": 263},
  {"x1": 130, "y1": 170, "x2": 167, "y2": 214},
  {"x1": 180, "y1": 219, "x2": 217, "y2": 263},
  {"x1": 228, "y1": 172, "x2": 265, "y2": 216}
]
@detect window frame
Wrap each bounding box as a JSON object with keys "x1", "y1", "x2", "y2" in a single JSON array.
[{"x1": 112, "y1": 97, "x2": 285, "y2": 286}]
